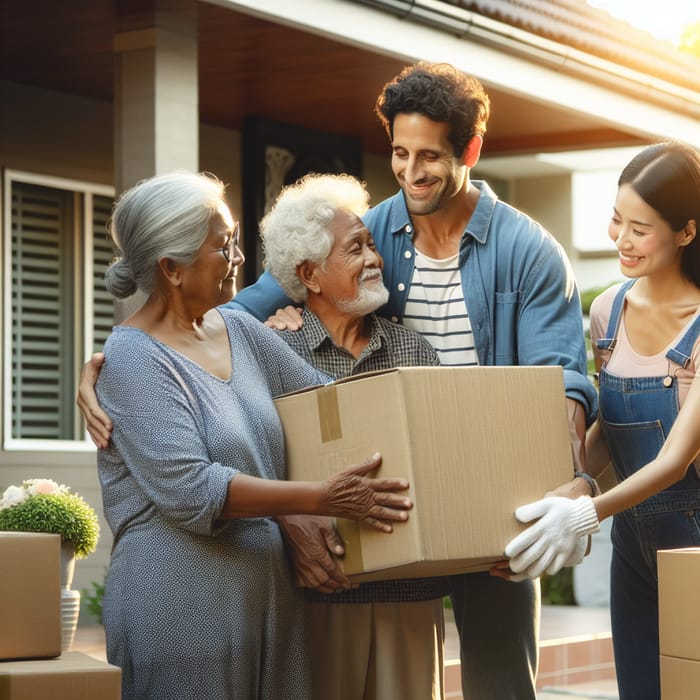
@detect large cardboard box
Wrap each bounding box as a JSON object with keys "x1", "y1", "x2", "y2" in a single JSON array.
[
  {"x1": 660, "y1": 655, "x2": 700, "y2": 700},
  {"x1": 658, "y1": 547, "x2": 700, "y2": 662},
  {"x1": 0, "y1": 533, "x2": 61, "y2": 660},
  {"x1": 275, "y1": 366, "x2": 573, "y2": 581},
  {"x1": 0, "y1": 652, "x2": 121, "y2": 700}
]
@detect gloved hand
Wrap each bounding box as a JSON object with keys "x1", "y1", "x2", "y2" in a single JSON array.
[
  {"x1": 506, "y1": 534, "x2": 589, "y2": 582},
  {"x1": 505, "y1": 496, "x2": 600, "y2": 579}
]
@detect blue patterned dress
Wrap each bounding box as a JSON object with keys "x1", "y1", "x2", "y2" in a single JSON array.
[{"x1": 96, "y1": 309, "x2": 328, "y2": 699}]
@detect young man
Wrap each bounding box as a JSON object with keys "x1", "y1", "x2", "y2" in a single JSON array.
[{"x1": 231, "y1": 63, "x2": 598, "y2": 698}]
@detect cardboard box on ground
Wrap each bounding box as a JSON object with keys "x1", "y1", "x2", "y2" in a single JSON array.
[
  {"x1": 274, "y1": 366, "x2": 574, "y2": 583},
  {"x1": 658, "y1": 547, "x2": 700, "y2": 700},
  {"x1": 0, "y1": 533, "x2": 121, "y2": 699},
  {"x1": 0, "y1": 652, "x2": 121, "y2": 700}
]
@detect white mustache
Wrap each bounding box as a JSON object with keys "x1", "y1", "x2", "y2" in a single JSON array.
[{"x1": 360, "y1": 269, "x2": 382, "y2": 283}]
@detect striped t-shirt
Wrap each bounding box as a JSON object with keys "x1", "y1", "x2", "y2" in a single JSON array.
[{"x1": 403, "y1": 250, "x2": 479, "y2": 366}]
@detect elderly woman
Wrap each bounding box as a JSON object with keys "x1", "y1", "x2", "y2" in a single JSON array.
[{"x1": 95, "y1": 171, "x2": 412, "y2": 700}]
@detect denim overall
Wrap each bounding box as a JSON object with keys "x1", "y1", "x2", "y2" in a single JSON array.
[{"x1": 596, "y1": 280, "x2": 700, "y2": 700}]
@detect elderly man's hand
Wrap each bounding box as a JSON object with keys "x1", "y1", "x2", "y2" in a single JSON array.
[
  {"x1": 76, "y1": 352, "x2": 113, "y2": 449},
  {"x1": 277, "y1": 515, "x2": 352, "y2": 593},
  {"x1": 264, "y1": 305, "x2": 304, "y2": 330},
  {"x1": 321, "y1": 453, "x2": 412, "y2": 531}
]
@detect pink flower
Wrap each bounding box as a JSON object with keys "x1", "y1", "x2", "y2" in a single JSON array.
[{"x1": 25, "y1": 478, "x2": 62, "y2": 497}]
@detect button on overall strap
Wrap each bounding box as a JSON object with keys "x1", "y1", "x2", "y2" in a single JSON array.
[{"x1": 666, "y1": 313, "x2": 700, "y2": 368}]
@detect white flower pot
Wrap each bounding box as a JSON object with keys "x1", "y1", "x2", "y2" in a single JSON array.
[
  {"x1": 61, "y1": 589, "x2": 81, "y2": 651},
  {"x1": 60, "y1": 541, "x2": 76, "y2": 590},
  {"x1": 59, "y1": 542, "x2": 80, "y2": 651}
]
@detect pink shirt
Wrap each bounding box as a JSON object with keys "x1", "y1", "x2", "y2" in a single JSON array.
[{"x1": 590, "y1": 284, "x2": 700, "y2": 407}]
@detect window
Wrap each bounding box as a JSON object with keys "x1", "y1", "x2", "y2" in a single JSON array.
[{"x1": 3, "y1": 171, "x2": 115, "y2": 448}]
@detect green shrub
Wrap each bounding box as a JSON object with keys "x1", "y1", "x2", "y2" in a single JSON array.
[
  {"x1": 0, "y1": 481, "x2": 100, "y2": 558},
  {"x1": 540, "y1": 568, "x2": 575, "y2": 605},
  {"x1": 580, "y1": 285, "x2": 613, "y2": 315},
  {"x1": 82, "y1": 577, "x2": 106, "y2": 623}
]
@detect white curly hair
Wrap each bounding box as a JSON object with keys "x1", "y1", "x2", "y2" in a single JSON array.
[{"x1": 261, "y1": 173, "x2": 371, "y2": 302}]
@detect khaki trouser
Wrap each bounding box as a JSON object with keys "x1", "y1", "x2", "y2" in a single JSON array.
[{"x1": 304, "y1": 598, "x2": 445, "y2": 700}]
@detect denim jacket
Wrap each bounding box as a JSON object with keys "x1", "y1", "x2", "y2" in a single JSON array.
[{"x1": 228, "y1": 180, "x2": 597, "y2": 423}]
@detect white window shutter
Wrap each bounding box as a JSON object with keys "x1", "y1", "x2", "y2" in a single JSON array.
[
  {"x1": 92, "y1": 194, "x2": 116, "y2": 353},
  {"x1": 11, "y1": 182, "x2": 74, "y2": 439}
]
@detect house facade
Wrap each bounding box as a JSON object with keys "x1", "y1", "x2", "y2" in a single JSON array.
[{"x1": 1, "y1": 0, "x2": 699, "y2": 594}]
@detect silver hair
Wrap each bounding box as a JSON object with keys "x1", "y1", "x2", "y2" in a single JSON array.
[
  {"x1": 104, "y1": 171, "x2": 226, "y2": 299},
  {"x1": 261, "y1": 173, "x2": 371, "y2": 302}
]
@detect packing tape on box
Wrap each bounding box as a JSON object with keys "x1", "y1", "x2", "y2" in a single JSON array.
[
  {"x1": 336, "y1": 518, "x2": 364, "y2": 574},
  {"x1": 315, "y1": 384, "x2": 363, "y2": 573},
  {"x1": 316, "y1": 384, "x2": 342, "y2": 443}
]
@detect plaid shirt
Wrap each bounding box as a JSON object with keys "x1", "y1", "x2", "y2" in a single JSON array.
[{"x1": 276, "y1": 308, "x2": 450, "y2": 603}]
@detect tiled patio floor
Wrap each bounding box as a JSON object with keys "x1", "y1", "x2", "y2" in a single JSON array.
[
  {"x1": 443, "y1": 605, "x2": 618, "y2": 700},
  {"x1": 74, "y1": 604, "x2": 618, "y2": 699}
]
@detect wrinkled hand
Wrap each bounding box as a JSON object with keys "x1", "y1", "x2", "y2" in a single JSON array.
[
  {"x1": 264, "y1": 305, "x2": 304, "y2": 331},
  {"x1": 277, "y1": 515, "x2": 352, "y2": 593},
  {"x1": 321, "y1": 453, "x2": 412, "y2": 532},
  {"x1": 504, "y1": 496, "x2": 599, "y2": 578},
  {"x1": 76, "y1": 352, "x2": 112, "y2": 448}
]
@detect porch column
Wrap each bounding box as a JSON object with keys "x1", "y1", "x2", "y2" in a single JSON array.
[{"x1": 112, "y1": 0, "x2": 198, "y2": 317}]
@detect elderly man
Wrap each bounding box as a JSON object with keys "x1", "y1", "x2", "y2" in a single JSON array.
[
  {"x1": 78, "y1": 172, "x2": 449, "y2": 700},
  {"x1": 250, "y1": 172, "x2": 448, "y2": 700}
]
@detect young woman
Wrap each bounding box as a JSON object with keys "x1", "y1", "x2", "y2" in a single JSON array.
[{"x1": 504, "y1": 141, "x2": 700, "y2": 700}]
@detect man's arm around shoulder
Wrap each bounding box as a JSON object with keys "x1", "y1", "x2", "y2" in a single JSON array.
[{"x1": 223, "y1": 270, "x2": 293, "y2": 322}]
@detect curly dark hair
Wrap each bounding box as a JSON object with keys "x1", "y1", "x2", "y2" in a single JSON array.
[
  {"x1": 619, "y1": 141, "x2": 700, "y2": 287},
  {"x1": 374, "y1": 62, "x2": 490, "y2": 158}
]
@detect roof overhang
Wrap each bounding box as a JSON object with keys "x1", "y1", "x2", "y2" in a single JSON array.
[{"x1": 210, "y1": 0, "x2": 700, "y2": 148}]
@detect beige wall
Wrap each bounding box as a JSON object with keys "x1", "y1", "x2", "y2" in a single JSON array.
[
  {"x1": 200, "y1": 124, "x2": 242, "y2": 220},
  {"x1": 510, "y1": 174, "x2": 573, "y2": 256},
  {"x1": 0, "y1": 81, "x2": 114, "y2": 184},
  {"x1": 362, "y1": 151, "x2": 397, "y2": 206}
]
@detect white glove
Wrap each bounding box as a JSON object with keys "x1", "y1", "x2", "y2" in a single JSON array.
[
  {"x1": 505, "y1": 496, "x2": 600, "y2": 579},
  {"x1": 505, "y1": 535, "x2": 589, "y2": 582},
  {"x1": 560, "y1": 534, "x2": 589, "y2": 571}
]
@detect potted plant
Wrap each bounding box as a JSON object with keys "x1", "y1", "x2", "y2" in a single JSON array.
[
  {"x1": 0, "y1": 478, "x2": 100, "y2": 562},
  {"x1": 0, "y1": 478, "x2": 101, "y2": 650}
]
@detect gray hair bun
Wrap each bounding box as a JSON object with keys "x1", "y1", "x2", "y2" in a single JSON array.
[{"x1": 104, "y1": 258, "x2": 138, "y2": 299}]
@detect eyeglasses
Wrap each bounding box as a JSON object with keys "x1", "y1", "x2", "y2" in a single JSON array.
[{"x1": 218, "y1": 222, "x2": 240, "y2": 263}]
